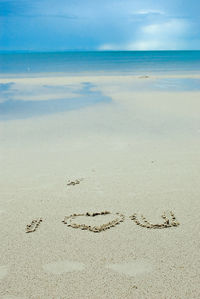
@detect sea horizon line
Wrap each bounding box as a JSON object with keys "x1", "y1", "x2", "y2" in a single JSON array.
[{"x1": 0, "y1": 49, "x2": 200, "y2": 54}]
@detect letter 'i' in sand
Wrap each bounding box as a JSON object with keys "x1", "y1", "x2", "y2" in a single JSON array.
[{"x1": 26, "y1": 218, "x2": 43, "y2": 233}]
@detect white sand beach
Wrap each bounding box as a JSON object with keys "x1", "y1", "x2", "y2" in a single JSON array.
[{"x1": 0, "y1": 74, "x2": 200, "y2": 298}]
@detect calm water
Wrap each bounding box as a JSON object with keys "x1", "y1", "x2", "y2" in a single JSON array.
[
  {"x1": 0, "y1": 82, "x2": 111, "y2": 120},
  {"x1": 0, "y1": 51, "x2": 200, "y2": 75},
  {"x1": 0, "y1": 51, "x2": 200, "y2": 120}
]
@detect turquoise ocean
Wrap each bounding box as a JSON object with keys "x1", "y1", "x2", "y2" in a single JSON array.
[{"x1": 0, "y1": 51, "x2": 200, "y2": 75}]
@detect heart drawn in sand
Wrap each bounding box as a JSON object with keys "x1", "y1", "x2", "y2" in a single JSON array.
[{"x1": 62, "y1": 211, "x2": 125, "y2": 232}]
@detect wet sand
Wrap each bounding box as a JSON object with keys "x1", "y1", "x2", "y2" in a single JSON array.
[{"x1": 0, "y1": 74, "x2": 200, "y2": 298}]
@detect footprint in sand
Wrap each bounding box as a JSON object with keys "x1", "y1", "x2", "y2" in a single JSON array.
[
  {"x1": 106, "y1": 259, "x2": 153, "y2": 277},
  {"x1": 0, "y1": 265, "x2": 8, "y2": 280},
  {"x1": 43, "y1": 260, "x2": 85, "y2": 274}
]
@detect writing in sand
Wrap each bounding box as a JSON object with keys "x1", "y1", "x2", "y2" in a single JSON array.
[{"x1": 26, "y1": 210, "x2": 180, "y2": 233}]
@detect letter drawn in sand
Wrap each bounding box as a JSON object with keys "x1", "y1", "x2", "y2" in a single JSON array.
[
  {"x1": 129, "y1": 211, "x2": 180, "y2": 229},
  {"x1": 26, "y1": 218, "x2": 43, "y2": 233},
  {"x1": 25, "y1": 211, "x2": 180, "y2": 233}
]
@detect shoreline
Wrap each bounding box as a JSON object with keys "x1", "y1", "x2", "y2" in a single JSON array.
[{"x1": 1, "y1": 71, "x2": 200, "y2": 80}]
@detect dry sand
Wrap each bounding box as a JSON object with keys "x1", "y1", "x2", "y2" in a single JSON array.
[{"x1": 0, "y1": 74, "x2": 200, "y2": 298}]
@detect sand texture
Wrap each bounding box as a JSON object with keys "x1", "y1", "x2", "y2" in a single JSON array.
[{"x1": 0, "y1": 74, "x2": 200, "y2": 298}]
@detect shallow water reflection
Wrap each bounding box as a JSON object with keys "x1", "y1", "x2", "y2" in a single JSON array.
[
  {"x1": 0, "y1": 82, "x2": 111, "y2": 120},
  {"x1": 152, "y1": 78, "x2": 200, "y2": 91},
  {"x1": 0, "y1": 77, "x2": 199, "y2": 121}
]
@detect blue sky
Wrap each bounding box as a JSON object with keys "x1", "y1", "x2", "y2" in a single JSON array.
[{"x1": 0, "y1": 0, "x2": 200, "y2": 51}]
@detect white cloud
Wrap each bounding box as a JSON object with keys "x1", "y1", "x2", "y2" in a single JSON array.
[
  {"x1": 135, "y1": 9, "x2": 165, "y2": 15},
  {"x1": 99, "y1": 18, "x2": 190, "y2": 50},
  {"x1": 142, "y1": 19, "x2": 187, "y2": 36},
  {"x1": 131, "y1": 19, "x2": 189, "y2": 50},
  {"x1": 98, "y1": 44, "x2": 119, "y2": 50}
]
